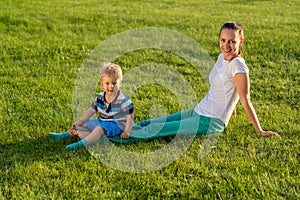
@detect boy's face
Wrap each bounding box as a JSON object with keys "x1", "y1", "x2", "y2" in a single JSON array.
[{"x1": 101, "y1": 75, "x2": 121, "y2": 96}]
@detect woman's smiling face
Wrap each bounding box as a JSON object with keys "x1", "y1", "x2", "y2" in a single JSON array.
[{"x1": 219, "y1": 28, "x2": 244, "y2": 61}]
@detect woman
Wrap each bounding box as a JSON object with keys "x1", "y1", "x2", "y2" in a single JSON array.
[{"x1": 122, "y1": 21, "x2": 280, "y2": 142}]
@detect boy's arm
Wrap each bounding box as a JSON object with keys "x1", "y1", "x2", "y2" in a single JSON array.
[
  {"x1": 120, "y1": 114, "x2": 134, "y2": 139},
  {"x1": 73, "y1": 108, "x2": 96, "y2": 127}
]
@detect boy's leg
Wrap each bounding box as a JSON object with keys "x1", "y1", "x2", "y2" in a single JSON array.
[
  {"x1": 65, "y1": 139, "x2": 88, "y2": 149},
  {"x1": 76, "y1": 131, "x2": 91, "y2": 139},
  {"x1": 75, "y1": 124, "x2": 90, "y2": 132},
  {"x1": 49, "y1": 121, "x2": 94, "y2": 140},
  {"x1": 66, "y1": 126, "x2": 105, "y2": 149},
  {"x1": 49, "y1": 128, "x2": 82, "y2": 140},
  {"x1": 83, "y1": 126, "x2": 106, "y2": 144},
  {"x1": 74, "y1": 124, "x2": 92, "y2": 139},
  {"x1": 49, "y1": 131, "x2": 71, "y2": 140}
]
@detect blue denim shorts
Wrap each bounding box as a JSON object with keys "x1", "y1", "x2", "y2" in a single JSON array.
[{"x1": 86, "y1": 118, "x2": 122, "y2": 137}]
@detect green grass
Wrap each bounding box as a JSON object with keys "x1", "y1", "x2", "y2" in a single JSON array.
[{"x1": 0, "y1": 0, "x2": 299, "y2": 199}]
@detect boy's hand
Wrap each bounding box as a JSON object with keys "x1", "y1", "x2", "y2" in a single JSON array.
[
  {"x1": 72, "y1": 122, "x2": 77, "y2": 129},
  {"x1": 69, "y1": 122, "x2": 79, "y2": 136},
  {"x1": 71, "y1": 121, "x2": 85, "y2": 130},
  {"x1": 120, "y1": 132, "x2": 130, "y2": 139}
]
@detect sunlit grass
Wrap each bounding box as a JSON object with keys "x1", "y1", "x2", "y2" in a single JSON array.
[{"x1": 0, "y1": 0, "x2": 299, "y2": 199}]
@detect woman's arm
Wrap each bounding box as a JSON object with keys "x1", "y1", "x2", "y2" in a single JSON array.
[
  {"x1": 120, "y1": 114, "x2": 134, "y2": 139},
  {"x1": 233, "y1": 73, "x2": 280, "y2": 137}
]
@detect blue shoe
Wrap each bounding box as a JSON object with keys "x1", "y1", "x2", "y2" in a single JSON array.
[{"x1": 49, "y1": 131, "x2": 70, "y2": 140}]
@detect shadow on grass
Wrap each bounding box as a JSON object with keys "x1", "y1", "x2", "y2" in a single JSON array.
[
  {"x1": 0, "y1": 132, "x2": 186, "y2": 169},
  {"x1": 0, "y1": 136, "x2": 92, "y2": 170}
]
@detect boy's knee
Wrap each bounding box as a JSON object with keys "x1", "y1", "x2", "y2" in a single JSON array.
[
  {"x1": 95, "y1": 126, "x2": 106, "y2": 134},
  {"x1": 80, "y1": 123, "x2": 88, "y2": 128}
]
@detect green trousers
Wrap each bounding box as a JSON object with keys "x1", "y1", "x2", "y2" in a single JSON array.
[{"x1": 109, "y1": 109, "x2": 224, "y2": 143}]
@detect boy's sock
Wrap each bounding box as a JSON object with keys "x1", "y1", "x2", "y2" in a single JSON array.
[
  {"x1": 49, "y1": 131, "x2": 70, "y2": 140},
  {"x1": 66, "y1": 139, "x2": 88, "y2": 149}
]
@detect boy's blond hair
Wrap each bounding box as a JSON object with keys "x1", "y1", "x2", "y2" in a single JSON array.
[{"x1": 100, "y1": 63, "x2": 123, "y2": 82}]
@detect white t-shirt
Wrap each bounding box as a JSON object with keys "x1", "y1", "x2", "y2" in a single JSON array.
[{"x1": 194, "y1": 53, "x2": 249, "y2": 125}]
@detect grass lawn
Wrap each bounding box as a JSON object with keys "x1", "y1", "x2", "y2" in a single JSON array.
[{"x1": 0, "y1": 0, "x2": 299, "y2": 199}]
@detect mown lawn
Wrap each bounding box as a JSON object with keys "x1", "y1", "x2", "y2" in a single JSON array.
[{"x1": 0, "y1": 0, "x2": 299, "y2": 199}]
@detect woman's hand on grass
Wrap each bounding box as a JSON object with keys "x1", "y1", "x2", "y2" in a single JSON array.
[{"x1": 259, "y1": 130, "x2": 281, "y2": 138}]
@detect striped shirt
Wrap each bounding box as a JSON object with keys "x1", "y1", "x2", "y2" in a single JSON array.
[{"x1": 90, "y1": 91, "x2": 134, "y2": 130}]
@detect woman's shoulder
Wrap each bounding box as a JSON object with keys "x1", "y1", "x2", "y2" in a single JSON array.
[
  {"x1": 231, "y1": 56, "x2": 246, "y2": 64},
  {"x1": 230, "y1": 57, "x2": 249, "y2": 74},
  {"x1": 217, "y1": 53, "x2": 224, "y2": 61}
]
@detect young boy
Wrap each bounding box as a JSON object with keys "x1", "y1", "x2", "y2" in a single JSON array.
[{"x1": 49, "y1": 63, "x2": 134, "y2": 149}]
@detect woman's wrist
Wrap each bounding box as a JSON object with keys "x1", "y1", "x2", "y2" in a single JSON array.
[{"x1": 257, "y1": 128, "x2": 264, "y2": 134}]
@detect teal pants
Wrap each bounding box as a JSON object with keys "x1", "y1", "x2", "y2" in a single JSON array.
[{"x1": 109, "y1": 109, "x2": 224, "y2": 143}]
